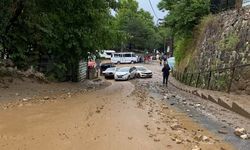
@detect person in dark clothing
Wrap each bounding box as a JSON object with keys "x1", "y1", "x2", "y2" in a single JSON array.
[
  {"x1": 162, "y1": 53, "x2": 167, "y2": 64},
  {"x1": 162, "y1": 63, "x2": 171, "y2": 86},
  {"x1": 159, "y1": 57, "x2": 162, "y2": 66}
]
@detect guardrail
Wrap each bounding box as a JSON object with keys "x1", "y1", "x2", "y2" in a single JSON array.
[{"x1": 173, "y1": 64, "x2": 250, "y2": 93}]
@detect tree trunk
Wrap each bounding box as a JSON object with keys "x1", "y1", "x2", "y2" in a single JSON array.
[{"x1": 236, "y1": 0, "x2": 242, "y2": 11}]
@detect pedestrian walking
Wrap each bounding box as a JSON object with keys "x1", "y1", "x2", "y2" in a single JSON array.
[
  {"x1": 162, "y1": 53, "x2": 167, "y2": 64},
  {"x1": 96, "y1": 59, "x2": 101, "y2": 77},
  {"x1": 159, "y1": 57, "x2": 162, "y2": 66},
  {"x1": 162, "y1": 63, "x2": 171, "y2": 86}
]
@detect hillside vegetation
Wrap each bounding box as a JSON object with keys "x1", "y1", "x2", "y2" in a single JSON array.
[
  {"x1": 0, "y1": 0, "x2": 165, "y2": 81},
  {"x1": 159, "y1": 0, "x2": 250, "y2": 93}
]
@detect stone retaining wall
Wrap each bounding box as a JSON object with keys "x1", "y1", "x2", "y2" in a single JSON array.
[{"x1": 186, "y1": 7, "x2": 250, "y2": 94}]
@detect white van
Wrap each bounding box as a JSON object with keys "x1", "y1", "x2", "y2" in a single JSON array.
[
  {"x1": 111, "y1": 52, "x2": 138, "y2": 64},
  {"x1": 99, "y1": 50, "x2": 116, "y2": 59}
]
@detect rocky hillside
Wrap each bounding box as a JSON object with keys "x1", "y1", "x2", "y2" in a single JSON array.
[{"x1": 178, "y1": 7, "x2": 250, "y2": 94}]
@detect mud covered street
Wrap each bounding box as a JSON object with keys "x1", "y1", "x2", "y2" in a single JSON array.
[{"x1": 0, "y1": 62, "x2": 249, "y2": 150}]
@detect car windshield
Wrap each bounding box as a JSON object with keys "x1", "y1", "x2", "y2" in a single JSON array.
[
  {"x1": 106, "y1": 67, "x2": 116, "y2": 71},
  {"x1": 118, "y1": 67, "x2": 130, "y2": 72},
  {"x1": 136, "y1": 67, "x2": 147, "y2": 71}
]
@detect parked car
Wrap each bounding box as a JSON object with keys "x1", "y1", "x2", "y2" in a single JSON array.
[
  {"x1": 114, "y1": 67, "x2": 137, "y2": 81},
  {"x1": 111, "y1": 52, "x2": 138, "y2": 64},
  {"x1": 135, "y1": 66, "x2": 153, "y2": 78},
  {"x1": 102, "y1": 67, "x2": 118, "y2": 79},
  {"x1": 99, "y1": 50, "x2": 116, "y2": 59},
  {"x1": 100, "y1": 63, "x2": 115, "y2": 75}
]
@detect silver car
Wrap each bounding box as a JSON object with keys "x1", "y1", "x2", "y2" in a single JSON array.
[
  {"x1": 114, "y1": 67, "x2": 137, "y2": 81},
  {"x1": 135, "y1": 66, "x2": 153, "y2": 78}
]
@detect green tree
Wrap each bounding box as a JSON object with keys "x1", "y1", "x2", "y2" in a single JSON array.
[
  {"x1": 159, "y1": 0, "x2": 210, "y2": 36},
  {"x1": 0, "y1": 0, "x2": 117, "y2": 81},
  {"x1": 158, "y1": 0, "x2": 210, "y2": 63},
  {"x1": 114, "y1": 0, "x2": 161, "y2": 51}
]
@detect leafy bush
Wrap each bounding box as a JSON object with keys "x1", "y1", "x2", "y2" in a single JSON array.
[
  {"x1": 197, "y1": 15, "x2": 217, "y2": 35},
  {"x1": 158, "y1": 0, "x2": 211, "y2": 67},
  {"x1": 217, "y1": 33, "x2": 240, "y2": 51},
  {"x1": 158, "y1": 0, "x2": 210, "y2": 37},
  {"x1": 0, "y1": 0, "x2": 118, "y2": 81},
  {"x1": 174, "y1": 36, "x2": 193, "y2": 64}
]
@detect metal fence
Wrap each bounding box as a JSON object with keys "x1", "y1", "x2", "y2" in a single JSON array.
[
  {"x1": 78, "y1": 59, "x2": 87, "y2": 81},
  {"x1": 173, "y1": 64, "x2": 250, "y2": 93}
]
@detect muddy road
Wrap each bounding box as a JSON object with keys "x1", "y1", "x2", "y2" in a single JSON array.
[{"x1": 0, "y1": 62, "x2": 248, "y2": 150}]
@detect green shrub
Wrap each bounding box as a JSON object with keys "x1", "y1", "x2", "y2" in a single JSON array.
[
  {"x1": 217, "y1": 33, "x2": 240, "y2": 51},
  {"x1": 174, "y1": 36, "x2": 193, "y2": 64},
  {"x1": 198, "y1": 15, "x2": 217, "y2": 34}
]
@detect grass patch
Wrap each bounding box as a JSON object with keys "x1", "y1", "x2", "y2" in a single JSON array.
[{"x1": 216, "y1": 32, "x2": 240, "y2": 51}]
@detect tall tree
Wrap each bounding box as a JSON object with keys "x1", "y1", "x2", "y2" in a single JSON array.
[
  {"x1": 114, "y1": 0, "x2": 161, "y2": 51},
  {"x1": 158, "y1": 0, "x2": 210, "y2": 36},
  {"x1": 0, "y1": 0, "x2": 118, "y2": 81},
  {"x1": 158, "y1": 0, "x2": 210, "y2": 63}
]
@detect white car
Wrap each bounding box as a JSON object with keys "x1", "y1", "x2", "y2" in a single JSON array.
[
  {"x1": 111, "y1": 52, "x2": 138, "y2": 64},
  {"x1": 114, "y1": 67, "x2": 137, "y2": 81},
  {"x1": 135, "y1": 66, "x2": 153, "y2": 78},
  {"x1": 99, "y1": 50, "x2": 116, "y2": 59}
]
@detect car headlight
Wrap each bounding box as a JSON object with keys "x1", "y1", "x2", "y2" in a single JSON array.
[{"x1": 123, "y1": 73, "x2": 129, "y2": 76}]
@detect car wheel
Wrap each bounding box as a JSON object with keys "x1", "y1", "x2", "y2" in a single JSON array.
[
  {"x1": 127, "y1": 75, "x2": 130, "y2": 80},
  {"x1": 131, "y1": 61, "x2": 134, "y2": 64},
  {"x1": 137, "y1": 74, "x2": 140, "y2": 78},
  {"x1": 117, "y1": 61, "x2": 120, "y2": 64}
]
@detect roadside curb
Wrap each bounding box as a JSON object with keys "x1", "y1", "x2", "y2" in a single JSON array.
[{"x1": 169, "y1": 78, "x2": 250, "y2": 119}]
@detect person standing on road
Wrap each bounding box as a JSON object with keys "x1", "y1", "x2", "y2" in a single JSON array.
[
  {"x1": 159, "y1": 57, "x2": 162, "y2": 66},
  {"x1": 96, "y1": 59, "x2": 101, "y2": 77},
  {"x1": 162, "y1": 53, "x2": 167, "y2": 64},
  {"x1": 162, "y1": 63, "x2": 171, "y2": 86}
]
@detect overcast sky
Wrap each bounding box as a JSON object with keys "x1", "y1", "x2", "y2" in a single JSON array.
[{"x1": 137, "y1": 0, "x2": 166, "y2": 24}]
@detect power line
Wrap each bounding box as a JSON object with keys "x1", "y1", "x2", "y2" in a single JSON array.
[{"x1": 148, "y1": 0, "x2": 159, "y2": 20}]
